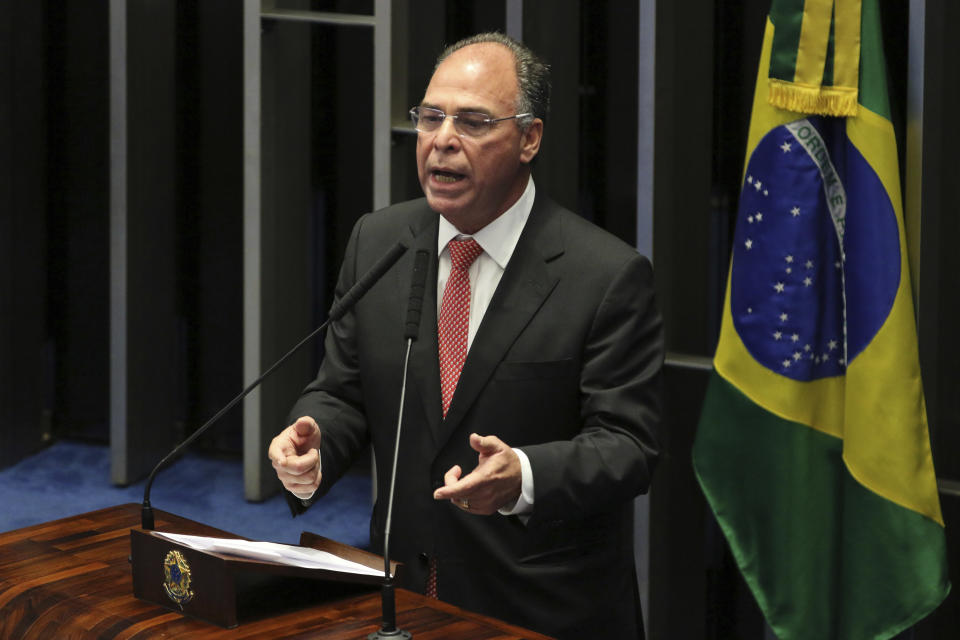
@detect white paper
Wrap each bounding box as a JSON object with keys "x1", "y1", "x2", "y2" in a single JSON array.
[{"x1": 155, "y1": 532, "x2": 385, "y2": 578}]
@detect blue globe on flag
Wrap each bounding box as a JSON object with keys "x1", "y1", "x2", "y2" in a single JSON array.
[{"x1": 730, "y1": 116, "x2": 901, "y2": 382}]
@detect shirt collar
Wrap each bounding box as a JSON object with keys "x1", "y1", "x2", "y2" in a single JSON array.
[{"x1": 437, "y1": 176, "x2": 536, "y2": 270}]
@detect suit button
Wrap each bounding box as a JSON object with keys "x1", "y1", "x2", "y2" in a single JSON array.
[{"x1": 418, "y1": 552, "x2": 429, "y2": 563}]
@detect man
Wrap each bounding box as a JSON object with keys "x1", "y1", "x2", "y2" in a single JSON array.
[{"x1": 269, "y1": 32, "x2": 663, "y2": 639}]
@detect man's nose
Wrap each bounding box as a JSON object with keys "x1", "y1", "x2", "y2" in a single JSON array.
[{"x1": 433, "y1": 116, "x2": 461, "y2": 149}]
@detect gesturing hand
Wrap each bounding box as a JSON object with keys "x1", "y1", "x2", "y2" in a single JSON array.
[
  {"x1": 433, "y1": 433, "x2": 522, "y2": 515},
  {"x1": 268, "y1": 416, "x2": 322, "y2": 500}
]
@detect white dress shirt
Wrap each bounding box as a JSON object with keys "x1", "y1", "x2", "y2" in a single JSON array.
[{"x1": 436, "y1": 177, "x2": 536, "y2": 516}]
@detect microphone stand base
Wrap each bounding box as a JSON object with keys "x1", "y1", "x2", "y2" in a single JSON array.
[{"x1": 367, "y1": 630, "x2": 412, "y2": 639}]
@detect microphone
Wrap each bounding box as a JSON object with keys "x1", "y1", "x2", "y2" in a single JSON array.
[
  {"x1": 369, "y1": 249, "x2": 428, "y2": 640},
  {"x1": 140, "y1": 241, "x2": 409, "y2": 530},
  {"x1": 403, "y1": 250, "x2": 429, "y2": 340}
]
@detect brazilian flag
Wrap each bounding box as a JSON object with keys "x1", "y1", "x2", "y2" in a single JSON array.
[{"x1": 692, "y1": 1, "x2": 951, "y2": 638}]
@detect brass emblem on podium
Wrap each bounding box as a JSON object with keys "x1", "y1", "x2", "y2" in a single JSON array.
[{"x1": 162, "y1": 549, "x2": 194, "y2": 607}]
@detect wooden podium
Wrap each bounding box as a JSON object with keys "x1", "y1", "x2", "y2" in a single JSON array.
[
  {"x1": 0, "y1": 504, "x2": 552, "y2": 639},
  {"x1": 129, "y1": 526, "x2": 395, "y2": 628}
]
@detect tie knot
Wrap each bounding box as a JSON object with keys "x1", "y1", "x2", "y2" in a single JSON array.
[{"x1": 448, "y1": 237, "x2": 483, "y2": 271}]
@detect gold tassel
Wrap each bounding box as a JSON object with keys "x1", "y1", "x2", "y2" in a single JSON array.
[{"x1": 768, "y1": 78, "x2": 859, "y2": 117}]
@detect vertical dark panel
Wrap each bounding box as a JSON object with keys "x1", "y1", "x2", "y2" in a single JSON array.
[
  {"x1": 912, "y1": 0, "x2": 960, "y2": 634},
  {"x1": 524, "y1": 0, "x2": 580, "y2": 214},
  {"x1": 649, "y1": 1, "x2": 771, "y2": 638},
  {"x1": 442, "y1": 0, "x2": 504, "y2": 42},
  {"x1": 190, "y1": 0, "x2": 244, "y2": 452},
  {"x1": 649, "y1": 365, "x2": 709, "y2": 639},
  {"x1": 332, "y1": 26, "x2": 374, "y2": 269},
  {"x1": 652, "y1": 0, "x2": 715, "y2": 358},
  {"x1": 47, "y1": 2, "x2": 110, "y2": 442},
  {"x1": 0, "y1": 1, "x2": 48, "y2": 468},
  {"x1": 915, "y1": 0, "x2": 960, "y2": 481},
  {"x1": 647, "y1": 1, "x2": 716, "y2": 632},
  {"x1": 596, "y1": 0, "x2": 639, "y2": 244},
  {"x1": 114, "y1": 0, "x2": 179, "y2": 483},
  {"x1": 651, "y1": 363, "x2": 763, "y2": 639}
]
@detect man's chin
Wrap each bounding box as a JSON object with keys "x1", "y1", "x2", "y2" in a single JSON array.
[{"x1": 426, "y1": 194, "x2": 467, "y2": 223}]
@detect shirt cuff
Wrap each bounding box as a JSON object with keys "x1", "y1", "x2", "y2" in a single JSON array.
[{"x1": 498, "y1": 447, "x2": 534, "y2": 516}]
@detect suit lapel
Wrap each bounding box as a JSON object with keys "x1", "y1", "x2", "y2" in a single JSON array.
[{"x1": 437, "y1": 197, "x2": 564, "y2": 447}]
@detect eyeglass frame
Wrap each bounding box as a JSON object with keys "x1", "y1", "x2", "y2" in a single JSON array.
[{"x1": 408, "y1": 106, "x2": 534, "y2": 138}]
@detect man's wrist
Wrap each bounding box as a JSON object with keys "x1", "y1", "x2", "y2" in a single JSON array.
[{"x1": 498, "y1": 447, "x2": 534, "y2": 516}]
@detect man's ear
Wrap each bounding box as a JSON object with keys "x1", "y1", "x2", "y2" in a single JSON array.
[{"x1": 519, "y1": 118, "x2": 543, "y2": 164}]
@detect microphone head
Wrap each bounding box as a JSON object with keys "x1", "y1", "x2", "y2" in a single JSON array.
[{"x1": 403, "y1": 250, "x2": 431, "y2": 341}]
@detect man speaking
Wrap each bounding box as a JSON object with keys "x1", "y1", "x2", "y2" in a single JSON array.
[{"x1": 268, "y1": 32, "x2": 663, "y2": 639}]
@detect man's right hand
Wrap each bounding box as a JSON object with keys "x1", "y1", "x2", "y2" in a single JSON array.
[{"x1": 268, "y1": 416, "x2": 322, "y2": 500}]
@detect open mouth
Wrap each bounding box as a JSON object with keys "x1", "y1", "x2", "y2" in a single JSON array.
[{"x1": 432, "y1": 170, "x2": 465, "y2": 184}]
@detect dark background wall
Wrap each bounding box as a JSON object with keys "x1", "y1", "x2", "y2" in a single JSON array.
[
  {"x1": 0, "y1": 1, "x2": 956, "y2": 637},
  {"x1": 1, "y1": 1, "x2": 51, "y2": 465}
]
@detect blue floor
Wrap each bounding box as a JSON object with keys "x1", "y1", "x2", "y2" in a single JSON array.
[{"x1": 0, "y1": 440, "x2": 372, "y2": 549}]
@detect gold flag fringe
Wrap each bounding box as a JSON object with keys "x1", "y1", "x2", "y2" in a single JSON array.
[{"x1": 768, "y1": 78, "x2": 859, "y2": 117}]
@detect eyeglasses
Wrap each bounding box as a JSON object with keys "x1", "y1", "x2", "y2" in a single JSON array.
[{"x1": 409, "y1": 106, "x2": 533, "y2": 138}]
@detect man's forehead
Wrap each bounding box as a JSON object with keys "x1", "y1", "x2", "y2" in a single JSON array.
[
  {"x1": 440, "y1": 41, "x2": 514, "y2": 69},
  {"x1": 423, "y1": 43, "x2": 518, "y2": 109}
]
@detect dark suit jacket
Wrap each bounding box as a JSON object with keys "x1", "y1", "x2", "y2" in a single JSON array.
[{"x1": 287, "y1": 194, "x2": 663, "y2": 639}]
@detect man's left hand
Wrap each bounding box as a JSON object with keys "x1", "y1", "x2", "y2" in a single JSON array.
[{"x1": 433, "y1": 433, "x2": 522, "y2": 515}]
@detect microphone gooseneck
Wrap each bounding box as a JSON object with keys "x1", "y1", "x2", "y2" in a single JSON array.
[
  {"x1": 369, "y1": 249, "x2": 427, "y2": 640},
  {"x1": 140, "y1": 241, "x2": 409, "y2": 530}
]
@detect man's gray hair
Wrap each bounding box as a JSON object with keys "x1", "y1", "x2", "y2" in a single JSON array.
[{"x1": 435, "y1": 32, "x2": 551, "y2": 128}]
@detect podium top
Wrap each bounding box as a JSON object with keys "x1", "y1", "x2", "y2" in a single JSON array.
[{"x1": 0, "y1": 503, "x2": 552, "y2": 639}]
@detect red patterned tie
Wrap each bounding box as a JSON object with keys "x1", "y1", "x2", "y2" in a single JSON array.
[
  {"x1": 425, "y1": 557, "x2": 439, "y2": 599},
  {"x1": 438, "y1": 237, "x2": 483, "y2": 418},
  {"x1": 430, "y1": 237, "x2": 482, "y2": 598}
]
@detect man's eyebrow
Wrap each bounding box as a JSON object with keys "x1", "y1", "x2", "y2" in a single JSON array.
[
  {"x1": 455, "y1": 105, "x2": 493, "y2": 115},
  {"x1": 419, "y1": 101, "x2": 493, "y2": 115}
]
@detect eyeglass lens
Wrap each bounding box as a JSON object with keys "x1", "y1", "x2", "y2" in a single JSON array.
[{"x1": 410, "y1": 107, "x2": 492, "y2": 137}]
